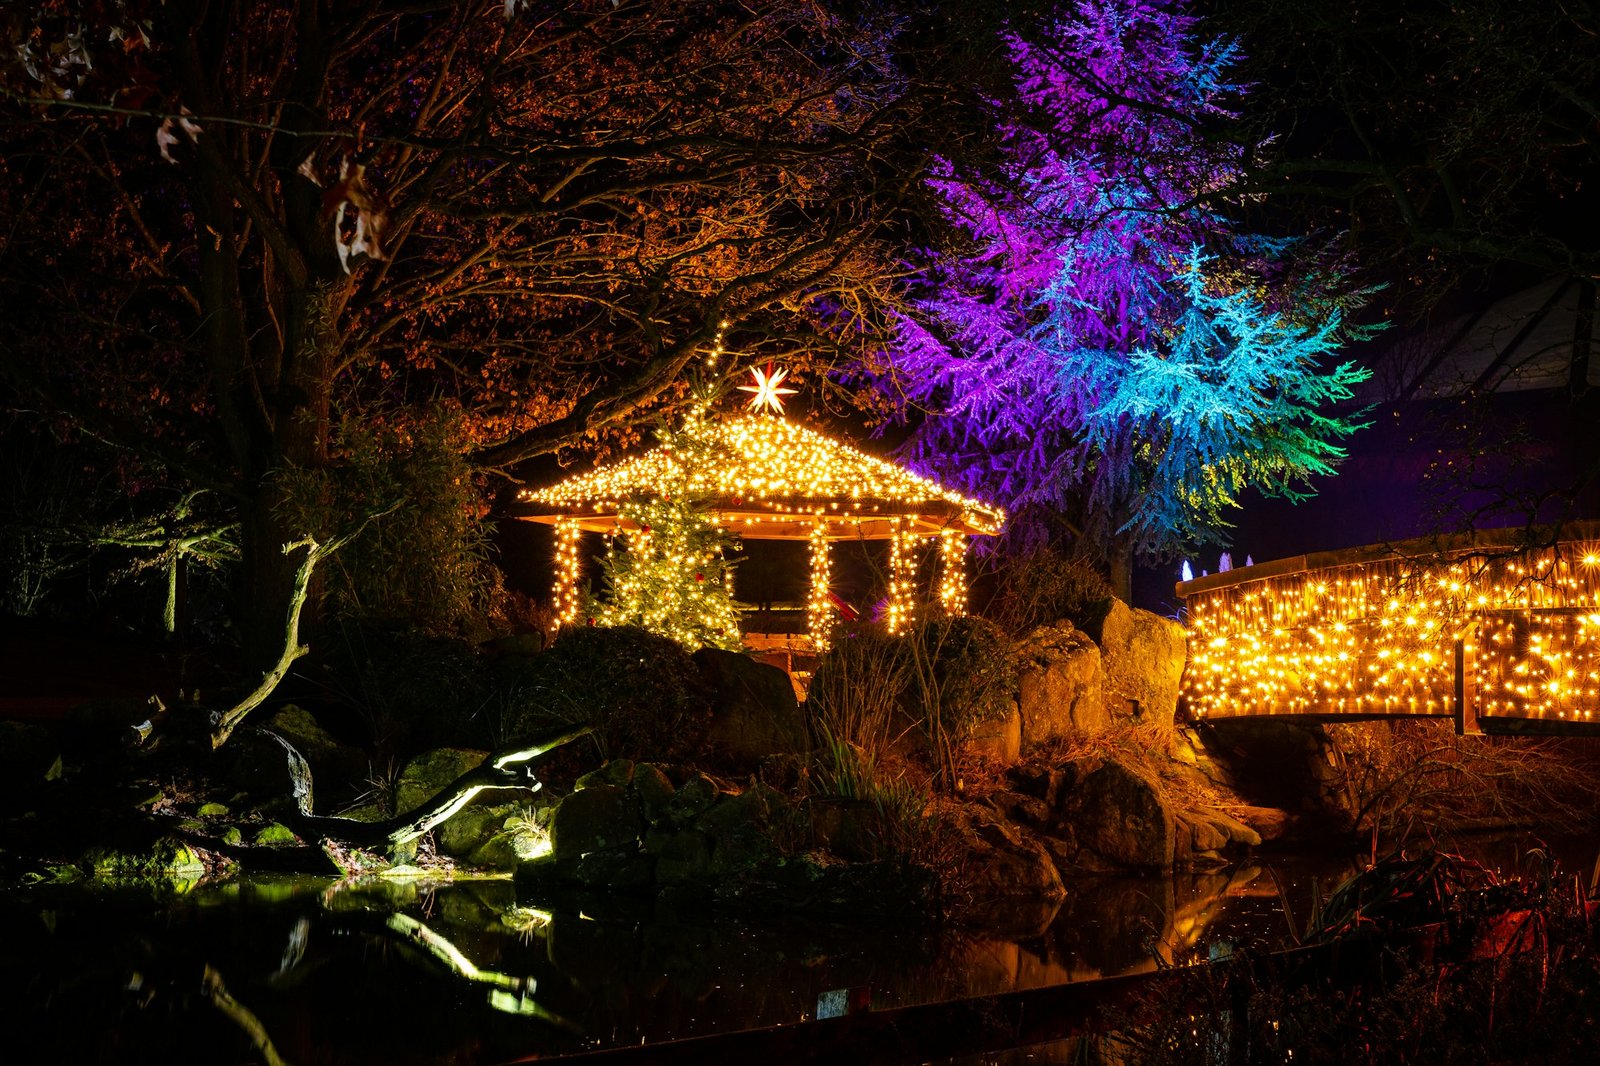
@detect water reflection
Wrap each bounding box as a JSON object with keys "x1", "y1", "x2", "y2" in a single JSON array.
[{"x1": 3, "y1": 838, "x2": 1581, "y2": 1064}]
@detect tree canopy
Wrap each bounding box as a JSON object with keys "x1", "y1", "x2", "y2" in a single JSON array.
[
  {"x1": 880, "y1": 0, "x2": 1375, "y2": 591},
  {"x1": 0, "y1": 0, "x2": 944, "y2": 654}
]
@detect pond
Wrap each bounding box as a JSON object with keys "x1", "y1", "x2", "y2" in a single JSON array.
[{"x1": 3, "y1": 833, "x2": 1591, "y2": 1064}]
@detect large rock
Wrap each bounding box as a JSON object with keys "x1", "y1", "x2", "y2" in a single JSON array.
[
  {"x1": 262, "y1": 705, "x2": 369, "y2": 794},
  {"x1": 946, "y1": 808, "x2": 1066, "y2": 934},
  {"x1": 1232, "y1": 805, "x2": 1294, "y2": 842},
  {"x1": 394, "y1": 747, "x2": 487, "y2": 814},
  {"x1": 1072, "y1": 757, "x2": 1175, "y2": 869},
  {"x1": 693, "y1": 648, "x2": 808, "y2": 767},
  {"x1": 1089, "y1": 601, "x2": 1187, "y2": 731},
  {"x1": 550, "y1": 783, "x2": 641, "y2": 863},
  {"x1": 961, "y1": 706, "x2": 1021, "y2": 765},
  {"x1": 1014, "y1": 623, "x2": 1108, "y2": 746}
]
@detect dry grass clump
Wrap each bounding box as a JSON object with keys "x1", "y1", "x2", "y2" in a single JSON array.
[{"x1": 1328, "y1": 720, "x2": 1600, "y2": 839}]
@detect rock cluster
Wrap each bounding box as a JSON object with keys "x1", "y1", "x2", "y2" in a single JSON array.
[{"x1": 516, "y1": 758, "x2": 938, "y2": 918}]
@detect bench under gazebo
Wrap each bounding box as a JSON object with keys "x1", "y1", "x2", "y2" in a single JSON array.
[{"x1": 509, "y1": 401, "x2": 1005, "y2": 651}]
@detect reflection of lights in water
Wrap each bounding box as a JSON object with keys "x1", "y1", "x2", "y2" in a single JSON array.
[
  {"x1": 384, "y1": 912, "x2": 569, "y2": 1024},
  {"x1": 498, "y1": 905, "x2": 554, "y2": 938}
]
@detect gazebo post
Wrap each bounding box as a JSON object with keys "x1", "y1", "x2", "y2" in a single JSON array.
[
  {"x1": 551, "y1": 517, "x2": 583, "y2": 632},
  {"x1": 886, "y1": 518, "x2": 918, "y2": 636},
  {"x1": 937, "y1": 528, "x2": 969, "y2": 617},
  {"x1": 807, "y1": 519, "x2": 835, "y2": 651}
]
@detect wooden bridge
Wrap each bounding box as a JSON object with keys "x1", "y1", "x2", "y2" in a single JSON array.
[{"x1": 1176, "y1": 523, "x2": 1600, "y2": 735}]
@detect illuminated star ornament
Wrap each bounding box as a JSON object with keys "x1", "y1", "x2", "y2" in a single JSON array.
[{"x1": 738, "y1": 363, "x2": 798, "y2": 415}]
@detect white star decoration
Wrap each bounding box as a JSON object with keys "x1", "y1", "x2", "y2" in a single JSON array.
[{"x1": 737, "y1": 363, "x2": 798, "y2": 415}]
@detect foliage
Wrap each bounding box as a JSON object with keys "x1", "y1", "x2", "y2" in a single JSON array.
[
  {"x1": 881, "y1": 0, "x2": 1375, "y2": 580},
  {"x1": 807, "y1": 615, "x2": 1017, "y2": 790},
  {"x1": 496, "y1": 625, "x2": 708, "y2": 763},
  {"x1": 810, "y1": 721, "x2": 944, "y2": 866},
  {"x1": 1216, "y1": 0, "x2": 1600, "y2": 313},
  {"x1": 905, "y1": 614, "x2": 1017, "y2": 740},
  {"x1": 987, "y1": 547, "x2": 1115, "y2": 635},
  {"x1": 0, "y1": 0, "x2": 928, "y2": 658},
  {"x1": 586, "y1": 419, "x2": 743, "y2": 651},
  {"x1": 1326, "y1": 720, "x2": 1600, "y2": 840},
  {"x1": 0, "y1": 423, "x2": 102, "y2": 617},
  {"x1": 317, "y1": 623, "x2": 494, "y2": 755},
  {"x1": 276, "y1": 411, "x2": 500, "y2": 635},
  {"x1": 0, "y1": 420, "x2": 236, "y2": 628},
  {"x1": 807, "y1": 629, "x2": 913, "y2": 755}
]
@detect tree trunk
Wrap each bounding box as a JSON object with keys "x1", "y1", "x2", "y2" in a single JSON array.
[
  {"x1": 1107, "y1": 531, "x2": 1134, "y2": 604},
  {"x1": 238, "y1": 281, "x2": 349, "y2": 672}
]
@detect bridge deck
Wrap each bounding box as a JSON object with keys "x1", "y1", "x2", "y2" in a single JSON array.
[{"x1": 1177, "y1": 524, "x2": 1600, "y2": 734}]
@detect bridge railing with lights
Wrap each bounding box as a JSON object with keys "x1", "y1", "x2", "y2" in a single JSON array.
[{"x1": 1177, "y1": 524, "x2": 1600, "y2": 733}]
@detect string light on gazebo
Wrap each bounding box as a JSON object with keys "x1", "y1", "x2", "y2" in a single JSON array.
[
  {"x1": 808, "y1": 520, "x2": 836, "y2": 651},
  {"x1": 513, "y1": 363, "x2": 1006, "y2": 647},
  {"x1": 551, "y1": 517, "x2": 583, "y2": 629}
]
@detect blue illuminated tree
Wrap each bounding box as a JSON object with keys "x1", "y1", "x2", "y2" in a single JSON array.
[{"x1": 887, "y1": 0, "x2": 1374, "y2": 594}]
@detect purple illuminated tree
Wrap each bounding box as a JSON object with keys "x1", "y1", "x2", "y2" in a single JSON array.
[{"x1": 887, "y1": 0, "x2": 1374, "y2": 595}]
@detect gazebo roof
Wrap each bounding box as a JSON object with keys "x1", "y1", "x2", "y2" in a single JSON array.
[{"x1": 511, "y1": 413, "x2": 1005, "y2": 540}]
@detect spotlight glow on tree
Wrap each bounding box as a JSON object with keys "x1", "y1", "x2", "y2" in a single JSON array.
[{"x1": 885, "y1": 0, "x2": 1375, "y2": 594}]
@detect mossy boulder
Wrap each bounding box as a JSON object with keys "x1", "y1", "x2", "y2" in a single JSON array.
[
  {"x1": 253, "y1": 823, "x2": 300, "y2": 846},
  {"x1": 394, "y1": 747, "x2": 487, "y2": 814},
  {"x1": 83, "y1": 835, "x2": 226, "y2": 884}
]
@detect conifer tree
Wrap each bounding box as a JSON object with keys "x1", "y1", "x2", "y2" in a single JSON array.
[
  {"x1": 886, "y1": 0, "x2": 1376, "y2": 594},
  {"x1": 587, "y1": 419, "x2": 743, "y2": 652}
]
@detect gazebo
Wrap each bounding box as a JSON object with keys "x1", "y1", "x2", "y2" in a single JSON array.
[{"x1": 509, "y1": 409, "x2": 1005, "y2": 649}]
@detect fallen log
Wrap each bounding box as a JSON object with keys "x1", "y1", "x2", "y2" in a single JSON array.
[{"x1": 264, "y1": 723, "x2": 593, "y2": 851}]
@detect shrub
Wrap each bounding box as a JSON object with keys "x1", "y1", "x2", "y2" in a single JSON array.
[
  {"x1": 906, "y1": 615, "x2": 1017, "y2": 738},
  {"x1": 276, "y1": 410, "x2": 502, "y2": 635},
  {"x1": 904, "y1": 615, "x2": 1018, "y2": 788},
  {"x1": 807, "y1": 616, "x2": 1018, "y2": 790},
  {"x1": 316, "y1": 622, "x2": 493, "y2": 755},
  {"x1": 806, "y1": 629, "x2": 912, "y2": 753},
  {"x1": 496, "y1": 624, "x2": 709, "y2": 763},
  {"x1": 988, "y1": 548, "x2": 1114, "y2": 635}
]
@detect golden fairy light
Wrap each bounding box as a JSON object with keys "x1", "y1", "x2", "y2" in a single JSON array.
[
  {"x1": 886, "y1": 518, "x2": 917, "y2": 636},
  {"x1": 1178, "y1": 529, "x2": 1600, "y2": 726},
  {"x1": 549, "y1": 517, "x2": 584, "y2": 632},
  {"x1": 807, "y1": 520, "x2": 835, "y2": 652},
  {"x1": 513, "y1": 408, "x2": 1004, "y2": 648},
  {"x1": 938, "y1": 528, "x2": 968, "y2": 617}
]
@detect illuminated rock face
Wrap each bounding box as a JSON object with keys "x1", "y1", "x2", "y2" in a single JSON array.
[
  {"x1": 1090, "y1": 602, "x2": 1187, "y2": 731},
  {"x1": 1073, "y1": 759, "x2": 1174, "y2": 871},
  {"x1": 1015, "y1": 622, "x2": 1108, "y2": 745}
]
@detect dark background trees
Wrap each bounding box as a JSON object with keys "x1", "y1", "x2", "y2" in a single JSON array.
[
  {"x1": 0, "y1": 0, "x2": 987, "y2": 664},
  {"x1": 1187, "y1": 0, "x2": 1600, "y2": 579}
]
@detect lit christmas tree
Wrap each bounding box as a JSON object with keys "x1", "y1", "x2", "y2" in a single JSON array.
[{"x1": 586, "y1": 419, "x2": 744, "y2": 652}]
